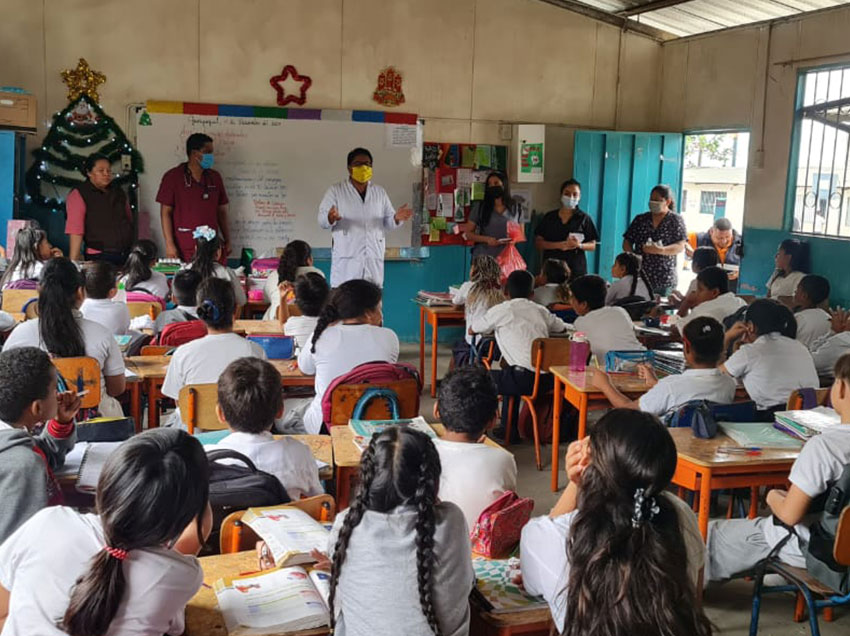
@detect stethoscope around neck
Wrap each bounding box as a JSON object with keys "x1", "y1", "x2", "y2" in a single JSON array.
[{"x1": 184, "y1": 165, "x2": 213, "y2": 200}]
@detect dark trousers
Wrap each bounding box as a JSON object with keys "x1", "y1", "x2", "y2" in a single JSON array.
[
  {"x1": 87, "y1": 250, "x2": 129, "y2": 267},
  {"x1": 490, "y1": 366, "x2": 553, "y2": 431}
]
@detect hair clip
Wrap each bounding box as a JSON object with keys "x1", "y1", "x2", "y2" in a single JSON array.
[
  {"x1": 632, "y1": 488, "x2": 660, "y2": 528},
  {"x1": 192, "y1": 225, "x2": 217, "y2": 242},
  {"x1": 202, "y1": 298, "x2": 221, "y2": 322},
  {"x1": 702, "y1": 324, "x2": 713, "y2": 333}
]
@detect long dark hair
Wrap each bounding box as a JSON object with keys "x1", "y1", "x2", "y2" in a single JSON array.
[
  {"x1": 745, "y1": 298, "x2": 797, "y2": 339},
  {"x1": 38, "y1": 258, "x2": 86, "y2": 358},
  {"x1": 310, "y1": 279, "x2": 381, "y2": 353},
  {"x1": 278, "y1": 240, "x2": 312, "y2": 284},
  {"x1": 1, "y1": 224, "x2": 47, "y2": 287},
  {"x1": 615, "y1": 252, "x2": 652, "y2": 298},
  {"x1": 565, "y1": 410, "x2": 712, "y2": 636},
  {"x1": 328, "y1": 427, "x2": 443, "y2": 635},
  {"x1": 63, "y1": 429, "x2": 209, "y2": 636},
  {"x1": 196, "y1": 277, "x2": 235, "y2": 330},
  {"x1": 479, "y1": 171, "x2": 513, "y2": 230},
  {"x1": 123, "y1": 239, "x2": 158, "y2": 291},
  {"x1": 778, "y1": 238, "x2": 809, "y2": 274},
  {"x1": 190, "y1": 233, "x2": 221, "y2": 280}
]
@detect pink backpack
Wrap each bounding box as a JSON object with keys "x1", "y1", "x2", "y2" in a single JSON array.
[
  {"x1": 470, "y1": 491, "x2": 534, "y2": 558},
  {"x1": 320, "y1": 361, "x2": 421, "y2": 426},
  {"x1": 126, "y1": 291, "x2": 166, "y2": 309}
]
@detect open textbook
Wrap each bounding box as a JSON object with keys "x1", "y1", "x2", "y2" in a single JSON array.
[{"x1": 241, "y1": 507, "x2": 330, "y2": 568}]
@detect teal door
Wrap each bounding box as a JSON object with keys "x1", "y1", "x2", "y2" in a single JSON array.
[{"x1": 573, "y1": 131, "x2": 683, "y2": 279}]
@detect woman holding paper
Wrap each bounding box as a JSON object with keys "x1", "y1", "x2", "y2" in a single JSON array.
[
  {"x1": 534, "y1": 178, "x2": 598, "y2": 279},
  {"x1": 461, "y1": 171, "x2": 518, "y2": 259},
  {"x1": 318, "y1": 147, "x2": 413, "y2": 288}
]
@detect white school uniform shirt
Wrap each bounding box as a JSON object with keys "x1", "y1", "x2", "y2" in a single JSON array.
[
  {"x1": 795, "y1": 308, "x2": 832, "y2": 350},
  {"x1": 283, "y1": 315, "x2": 319, "y2": 350},
  {"x1": 450, "y1": 280, "x2": 472, "y2": 305},
  {"x1": 678, "y1": 292, "x2": 746, "y2": 331},
  {"x1": 470, "y1": 298, "x2": 570, "y2": 371},
  {"x1": 261, "y1": 266, "x2": 326, "y2": 321},
  {"x1": 532, "y1": 284, "x2": 562, "y2": 308},
  {"x1": 638, "y1": 368, "x2": 738, "y2": 415},
  {"x1": 209, "y1": 431, "x2": 323, "y2": 499},
  {"x1": 80, "y1": 297, "x2": 131, "y2": 335},
  {"x1": 318, "y1": 181, "x2": 403, "y2": 287},
  {"x1": 810, "y1": 331, "x2": 850, "y2": 376},
  {"x1": 3, "y1": 314, "x2": 125, "y2": 418},
  {"x1": 2, "y1": 261, "x2": 43, "y2": 287},
  {"x1": 766, "y1": 270, "x2": 805, "y2": 299},
  {"x1": 120, "y1": 270, "x2": 170, "y2": 299},
  {"x1": 181, "y1": 263, "x2": 246, "y2": 306},
  {"x1": 298, "y1": 324, "x2": 399, "y2": 434},
  {"x1": 432, "y1": 438, "x2": 518, "y2": 530},
  {"x1": 0, "y1": 506, "x2": 202, "y2": 636},
  {"x1": 724, "y1": 332, "x2": 819, "y2": 410},
  {"x1": 573, "y1": 306, "x2": 644, "y2": 362},
  {"x1": 605, "y1": 275, "x2": 652, "y2": 305},
  {"x1": 520, "y1": 493, "x2": 704, "y2": 633}
]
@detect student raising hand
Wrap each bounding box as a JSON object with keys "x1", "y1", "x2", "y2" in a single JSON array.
[
  {"x1": 830, "y1": 307, "x2": 850, "y2": 333},
  {"x1": 56, "y1": 390, "x2": 82, "y2": 424}
]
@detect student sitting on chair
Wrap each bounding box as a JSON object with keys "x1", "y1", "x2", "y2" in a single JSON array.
[
  {"x1": 120, "y1": 239, "x2": 170, "y2": 300},
  {"x1": 675, "y1": 266, "x2": 746, "y2": 333},
  {"x1": 432, "y1": 366, "x2": 518, "y2": 530},
  {"x1": 154, "y1": 269, "x2": 202, "y2": 335},
  {"x1": 532, "y1": 259, "x2": 571, "y2": 308},
  {"x1": 450, "y1": 255, "x2": 504, "y2": 368},
  {"x1": 0, "y1": 347, "x2": 81, "y2": 543},
  {"x1": 185, "y1": 226, "x2": 246, "y2": 307},
  {"x1": 793, "y1": 274, "x2": 832, "y2": 350},
  {"x1": 470, "y1": 270, "x2": 570, "y2": 441},
  {"x1": 571, "y1": 274, "x2": 644, "y2": 362},
  {"x1": 811, "y1": 308, "x2": 850, "y2": 377},
  {"x1": 80, "y1": 261, "x2": 131, "y2": 336},
  {"x1": 278, "y1": 272, "x2": 330, "y2": 351},
  {"x1": 207, "y1": 357, "x2": 322, "y2": 499},
  {"x1": 605, "y1": 252, "x2": 652, "y2": 306},
  {"x1": 161, "y1": 277, "x2": 266, "y2": 428},
  {"x1": 705, "y1": 353, "x2": 850, "y2": 584},
  {"x1": 591, "y1": 316, "x2": 737, "y2": 416},
  {"x1": 671, "y1": 246, "x2": 719, "y2": 316},
  {"x1": 263, "y1": 240, "x2": 325, "y2": 321},
  {"x1": 0, "y1": 224, "x2": 54, "y2": 289}
]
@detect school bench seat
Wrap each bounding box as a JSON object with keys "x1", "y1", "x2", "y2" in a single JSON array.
[
  {"x1": 52, "y1": 356, "x2": 101, "y2": 409},
  {"x1": 178, "y1": 383, "x2": 222, "y2": 434}
]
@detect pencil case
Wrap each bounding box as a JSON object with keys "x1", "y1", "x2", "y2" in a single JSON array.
[
  {"x1": 604, "y1": 350, "x2": 655, "y2": 373},
  {"x1": 246, "y1": 334, "x2": 295, "y2": 360}
]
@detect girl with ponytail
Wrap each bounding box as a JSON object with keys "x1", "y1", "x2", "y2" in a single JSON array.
[
  {"x1": 187, "y1": 226, "x2": 246, "y2": 306},
  {"x1": 521, "y1": 410, "x2": 710, "y2": 635},
  {"x1": 3, "y1": 257, "x2": 126, "y2": 417},
  {"x1": 120, "y1": 239, "x2": 169, "y2": 299},
  {"x1": 262, "y1": 239, "x2": 325, "y2": 321},
  {"x1": 298, "y1": 279, "x2": 399, "y2": 434},
  {"x1": 0, "y1": 428, "x2": 211, "y2": 636},
  {"x1": 0, "y1": 223, "x2": 54, "y2": 289},
  {"x1": 606, "y1": 252, "x2": 652, "y2": 305},
  {"x1": 721, "y1": 298, "x2": 818, "y2": 415}
]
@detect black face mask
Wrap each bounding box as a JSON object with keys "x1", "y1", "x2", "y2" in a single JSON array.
[{"x1": 486, "y1": 185, "x2": 504, "y2": 199}]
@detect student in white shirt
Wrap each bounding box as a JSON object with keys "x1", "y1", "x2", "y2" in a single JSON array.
[
  {"x1": 0, "y1": 224, "x2": 53, "y2": 289},
  {"x1": 79, "y1": 260, "x2": 130, "y2": 335},
  {"x1": 432, "y1": 366, "x2": 518, "y2": 530},
  {"x1": 186, "y1": 225, "x2": 246, "y2": 306},
  {"x1": 520, "y1": 410, "x2": 709, "y2": 636},
  {"x1": 298, "y1": 279, "x2": 399, "y2": 434},
  {"x1": 606, "y1": 252, "x2": 652, "y2": 306},
  {"x1": 592, "y1": 316, "x2": 737, "y2": 416},
  {"x1": 676, "y1": 266, "x2": 746, "y2": 333},
  {"x1": 162, "y1": 277, "x2": 266, "y2": 428},
  {"x1": 811, "y1": 308, "x2": 850, "y2": 376},
  {"x1": 262, "y1": 240, "x2": 325, "y2": 321},
  {"x1": 154, "y1": 269, "x2": 202, "y2": 335},
  {"x1": 278, "y1": 272, "x2": 329, "y2": 350},
  {"x1": 793, "y1": 274, "x2": 832, "y2": 349},
  {"x1": 470, "y1": 270, "x2": 570, "y2": 437},
  {"x1": 721, "y1": 298, "x2": 818, "y2": 414},
  {"x1": 766, "y1": 238, "x2": 808, "y2": 304},
  {"x1": 3, "y1": 258, "x2": 126, "y2": 418},
  {"x1": 671, "y1": 246, "x2": 718, "y2": 316},
  {"x1": 450, "y1": 255, "x2": 504, "y2": 366},
  {"x1": 571, "y1": 274, "x2": 644, "y2": 362},
  {"x1": 209, "y1": 358, "x2": 322, "y2": 499},
  {"x1": 532, "y1": 259, "x2": 570, "y2": 308},
  {"x1": 0, "y1": 428, "x2": 211, "y2": 636},
  {"x1": 120, "y1": 239, "x2": 170, "y2": 299},
  {"x1": 706, "y1": 353, "x2": 850, "y2": 583}
]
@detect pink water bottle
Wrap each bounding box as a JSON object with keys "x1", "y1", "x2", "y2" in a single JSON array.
[{"x1": 570, "y1": 332, "x2": 591, "y2": 372}]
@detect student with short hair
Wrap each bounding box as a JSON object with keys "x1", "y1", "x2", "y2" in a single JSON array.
[
  {"x1": 677, "y1": 266, "x2": 746, "y2": 332},
  {"x1": 674, "y1": 246, "x2": 720, "y2": 315},
  {"x1": 154, "y1": 269, "x2": 203, "y2": 335},
  {"x1": 120, "y1": 239, "x2": 169, "y2": 299},
  {"x1": 0, "y1": 347, "x2": 81, "y2": 543},
  {"x1": 209, "y1": 358, "x2": 322, "y2": 499},
  {"x1": 263, "y1": 240, "x2": 325, "y2": 321},
  {"x1": 279, "y1": 273, "x2": 330, "y2": 350},
  {"x1": 433, "y1": 366, "x2": 518, "y2": 529},
  {"x1": 793, "y1": 274, "x2": 831, "y2": 349},
  {"x1": 706, "y1": 353, "x2": 850, "y2": 583},
  {"x1": 605, "y1": 252, "x2": 652, "y2": 305},
  {"x1": 0, "y1": 428, "x2": 211, "y2": 636},
  {"x1": 187, "y1": 226, "x2": 246, "y2": 306},
  {"x1": 592, "y1": 316, "x2": 737, "y2": 415},
  {"x1": 571, "y1": 274, "x2": 644, "y2": 362},
  {"x1": 532, "y1": 259, "x2": 571, "y2": 307},
  {"x1": 80, "y1": 261, "x2": 131, "y2": 335}
]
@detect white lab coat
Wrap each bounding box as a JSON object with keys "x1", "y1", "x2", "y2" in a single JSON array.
[{"x1": 318, "y1": 180, "x2": 403, "y2": 287}]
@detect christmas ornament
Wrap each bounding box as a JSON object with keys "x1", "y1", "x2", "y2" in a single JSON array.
[
  {"x1": 269, "y1": 65, "x2": 312, "y2": 106},
  {"x1": 138, "y1": 111, "x2": 152, "y2": 126},
  {"x1": 61, "y1": 58, "x2": 106, "y2": 103},
  {"x1": 372, "y1": 66, "x2": 405, "y2": 107}
]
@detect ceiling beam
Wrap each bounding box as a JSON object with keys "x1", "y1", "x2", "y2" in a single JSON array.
[
  {"x1": 616, "y1": 0, "x2": 692, "y2": 17},
  {"x1": 535, "y1": 0, "x2": 677, "y2": 41}
]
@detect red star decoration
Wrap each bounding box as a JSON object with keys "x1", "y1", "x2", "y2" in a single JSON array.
[{"x1": 269, "y1": 65, "x2": 312, "y2": 106}]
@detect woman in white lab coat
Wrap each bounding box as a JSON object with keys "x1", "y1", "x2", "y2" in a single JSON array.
[{"x1": 318, "y1": 147, "x2": 412, "y2": 287}]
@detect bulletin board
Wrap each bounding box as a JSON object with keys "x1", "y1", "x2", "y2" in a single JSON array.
[{"x1": 420, "y1": 142, "x2": 508, "y2": 246}]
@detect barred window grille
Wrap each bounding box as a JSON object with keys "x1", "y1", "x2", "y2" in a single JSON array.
[
  {"x1": 791, "y1": 66, "x2": 850, "y2": 237},
  {"x1": 700, "y1": 191, "x2": 727, "y2": 216}
]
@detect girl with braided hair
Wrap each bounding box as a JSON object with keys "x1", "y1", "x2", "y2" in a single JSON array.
[
  {"x1": 520, "y1": 410, "x2": 711, "y2": 635},
  {"x1": 326, "y1": 426, "x2": 473, "y2": 636}
]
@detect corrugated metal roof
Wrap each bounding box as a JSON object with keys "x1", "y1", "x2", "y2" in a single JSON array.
[{"x1": 574, "y1": 0, "x2": 850, "y2": 37}]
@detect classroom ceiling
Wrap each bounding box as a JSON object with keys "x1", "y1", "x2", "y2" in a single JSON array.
[{"x1": 568, "y1": 0, "x2": 850, "y2": 37}]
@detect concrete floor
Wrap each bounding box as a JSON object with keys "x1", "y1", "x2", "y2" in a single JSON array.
[{"x1": 402, "y1": 343, "x2": 847, "y2": 636}]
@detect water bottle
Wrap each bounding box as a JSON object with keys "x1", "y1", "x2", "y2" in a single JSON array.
[
  {"x1": 114, "y1": 280, "x2": 127, "y2": 304},
  {"x1": 570, "y1": 332, "x2": 591, "y2": 372}
]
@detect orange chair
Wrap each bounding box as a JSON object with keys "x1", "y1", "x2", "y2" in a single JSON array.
[
  {"x1": 52, "y1": 357, "x2": 101, "y2": 409},
  {"x1": 219, "y1": 495, "x2": 337, "y2": 554},
  {"x1": 140, "y1": 345, "x2": 172, "y2": 356},
  {"x1": 327, "y1": 378, "x2": 420, "y2": 428},
  {"x1": 127, "y1": 301, "x2": 162, "y2": 319},
  {"x1": 1, "y1": 289, "x2": 38, "y2": 314},
  {"x1": 178, "y1": 384, "x2": 221, "y2": 434}
]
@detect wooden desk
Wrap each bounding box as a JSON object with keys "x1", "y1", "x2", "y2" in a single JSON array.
[
  {"x1": 186, "y1": 550, "x2": 329, "y2": 636},
  {"x1": 233, "y1": 319, "x2": 283, "y2": 335},
  {"x1": 470, "y1": 601, "x2": 552, "y2": 636},
  {"x1": 669, "y1": 427, "x2": 798, "y2": 539},
  {"x1": 241, "y1": 300, "x2": 271, "y2": 319},
  {"x1": 418, "y1": 304, "x2": 465, "y2": 398}
]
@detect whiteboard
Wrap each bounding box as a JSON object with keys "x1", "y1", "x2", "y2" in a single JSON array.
[{"x1": 135, "y1": 105, "x2": 422, "y2": 256}]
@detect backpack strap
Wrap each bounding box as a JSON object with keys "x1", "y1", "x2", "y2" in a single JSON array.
[
  {"x1": 206, "y1": 449, "x2": 260, "y2": 472},
  {"x1": 351, "y1": 387, "x2": 400, "y2": 421}
]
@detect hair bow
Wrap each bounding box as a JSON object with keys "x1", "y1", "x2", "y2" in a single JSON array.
[
  {"x1": 632, "y1": 488, "x2": 661, "y2": 528},
  {"x1": 192, "y1": 225, "x2": 216, "y2": 242}
]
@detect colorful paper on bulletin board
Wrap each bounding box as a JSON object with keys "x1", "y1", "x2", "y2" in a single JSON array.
[
  {"x1": 461, "y1": 145, "x2": 475, "y2": 168},
  {"x1": 471, "y1": 182, "x2": 485, "y2": 201},
  {"x1": 455, "y1": 187, "x2": 470, "y2": 208},
  {"x1": 431, "y1": 217, "x2": 447, "y2": 231},
  {"x1": 457, "y1": 168, "x2": 473, "y2": 188},
  {"x1": 442, "y1": 144, "x2": 460, "y2": 168},
  {"x1": 520, "y1": 142, "x2": 543, "y2": 175},
  {"x1": 423, "y1": 143, "x2": 440, "y2": 170},
  {"x1": 429, "y1": 227, "x2": 441, "y2": 242},
  {"x1": 474, "y1": 145, "x2": 491, "y2": 169},
  {"x1": 494, "y1": 146, "x2": 508, "y2": 171},
  {"x1": 438, "y1": 193, "x2": 454, "y2": 217}
]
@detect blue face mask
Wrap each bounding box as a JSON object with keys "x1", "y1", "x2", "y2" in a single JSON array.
[{"x1": 200, "y1": 153, "x2": 214, "y2": 170}]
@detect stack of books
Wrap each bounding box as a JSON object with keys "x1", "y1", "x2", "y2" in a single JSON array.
[
  {"x1": 653, "y1": 349, "x2": 686, "y2": 376},
  {"x1": 773, "y1": 407, "x2": 841, "y2": 441},
  {"x1": 415, "y1": 290, "x2": 454, "y2": 306}
]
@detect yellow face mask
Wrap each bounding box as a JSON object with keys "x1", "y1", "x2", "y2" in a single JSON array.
[{"x1": 351, "y1": 165, "x2": 373, "y2": 184}]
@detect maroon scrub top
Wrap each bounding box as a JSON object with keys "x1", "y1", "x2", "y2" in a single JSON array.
[{"x1": 156, "y1": 163, "x2": 229, "y2": 261}]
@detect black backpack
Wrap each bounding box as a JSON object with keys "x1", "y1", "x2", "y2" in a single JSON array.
[
  {"x1": 805, "y1": 463, "x2": 850, "y2": 594},
  {"x1": 206, "y1": 449, "x2": 291, "y2": 553}
]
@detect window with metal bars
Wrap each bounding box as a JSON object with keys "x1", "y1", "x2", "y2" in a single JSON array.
[
  {"x1": 700, "y1": 191, "x2": 727, "y2": 216},
  {"x1": 789, "y1": 65, "x2": 850, "y2": 237}
]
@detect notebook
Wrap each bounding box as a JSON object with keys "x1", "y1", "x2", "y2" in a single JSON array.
[
  {"x1": 471, "y1": 557, "x2": 547, "y2": 614},
  {"x1": 349, "y1": 415, "x2": 436, "y2": 442},
  {"x1": 76, "y1": 441, "x2": 123, "y2": 493},
  {"x1": 241, "y1": 507, "x2": 330, "y2": 568},
  {"x1": 773, "y1": 407, "x2": 841, "y2": 441},
  {"x1": 719, "y1": 422, "x2": 804, "y2": 449}
]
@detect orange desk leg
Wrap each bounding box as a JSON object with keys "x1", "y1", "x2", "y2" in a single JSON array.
[
  {"x1": 576, "y1": 393, "x2": 589, "y2": 440},
  {"x1": 551, "y1": 376, "x2": 563, "y2": 492},
  {"x1": 129, "y1": 382, "x2": 142, "y2": 434},
  {"x1": 419, "y1": 305, "x2": 426, "y2": 383},
  {"x1": 749, "y1": 486, "x2": 760, "y2": 518},
  {"x1": 698, "y1": 468, "x2": 713, "y2": 540},
  {"x1": 430, "y1": 313, "x2": 439, "y2": 398}
]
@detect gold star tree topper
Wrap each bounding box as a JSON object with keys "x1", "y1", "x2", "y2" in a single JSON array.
[{"x1": 61, "y1": 58, "x2": 106, "y2": 102}]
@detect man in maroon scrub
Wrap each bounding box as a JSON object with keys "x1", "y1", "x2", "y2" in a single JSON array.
[{"x1": 156, "y1": 133, "x2": 231, "y2": 261}]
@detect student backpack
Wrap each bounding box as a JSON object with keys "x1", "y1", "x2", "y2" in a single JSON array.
[
  {"x1": 157, "y1": 319, "x2": 207, "y2": 347},
  {"x1": 320, "y1": 361, "x2": 422, "y2": 426},
  {"x1": 805, "y1": 462, "x2": 850, "y2": 594}
]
